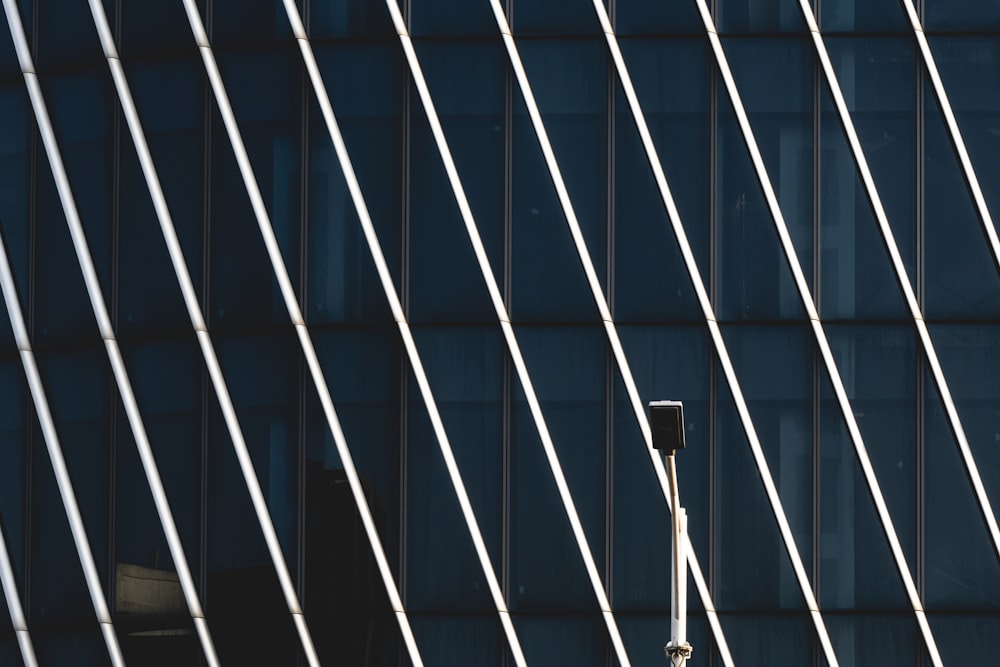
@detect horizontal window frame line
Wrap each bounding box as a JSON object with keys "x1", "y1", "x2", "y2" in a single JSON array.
[
  {"x1": 3, "y1": 2, "x2": 214, "y2": 666},
  {"x1": 288, "y1": 0, "x2": 529, "y2": 663},
  {"x1": 802, "y1": 6, "x2": 998, "y2": 667}
]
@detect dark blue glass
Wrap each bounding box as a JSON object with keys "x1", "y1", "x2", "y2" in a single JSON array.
[
  {"x1": 34, "y1": 630, "x2": 112, "y2": 667},
  {"x1": 825, "y1": 37, "x2": 918, "y2": 287},
  {"x1": 408, "y1": 616, "x2": 503, "y2": 665},
  {"x1": 119, "y1": 58, "x2": 206, "y2": 338},
  {"x1": 114, "y1": 340, "x2": 201, "y2": 663},
  {"x1": 512, "y1": 40, "x2": 607, "y2": 322},
  {"x1": 411, "y1": 0, "x2": 498, "y2": 36},
  {"x1": 121, "y1": 0, "x2": 203, "y2": 58},
  {"x1": 304, "y1": 327, "x2": 403, "y2": 666},
  {"x1": 819, "y1": 92, "x2": 909, "y2": 320},
  {"x1": 35, "y1": 71, "x2": 114, "y2": 345},
  {"x1": 615, "y1": 0, "x2": 703, "y2": 35},
  {"x1": 717, "y1": 0, "x2": 807, "y2": 33},
  {"x1": 826, "y1": 615, "x2": 920, "y2": 667},
  {"x1": 819, "y1": 365, "x2": 911, "y2": 611},
  {"x1": 31, "y1": 346, "x2": 112, "y2": 625},
  {"x1": 924, "y1": 77, "x2": 1000, "y2": 319},
  {"x1": 308, "y1": 43, "x2": 403, "y2": 325},
  {"x1": 613, "y1": 326, "x2": 711, "y2": 611},
  {"x1": 923, "y1": 365, "x2": 1000, "y2": 609},
  {"x1": 307, "y1": 0, "x2": 395, "y2": 39},
  {"x1": 210, "y1": 49, "x2": 302, "y2": 330},
  {"x1": 926, "y1": 0, "x2": 1000, "y2": 31},
  {"x1": 34, "y1": 0, "x2": 106, "y2": 71},
  {"x1": 930, "y1": 614, "x2": 1000, "y2": 665},
  {"x1": 820, "y1": 0, "x2": 908, "y2": 32},
  {"x1": 0, "y1": 85, "x2": 31, "y2": 311},
  {"x1": 513, "y1": 615, "x2": 607, "y2": 664},
  {"x1": 721, "y1": 615, "x2": 814, "y2": 666},
  {"x1": 724, "y1": 325, "x2": 814, "y2": 569},
  {"x1": 824, "y1": 325, "x2": 917, "y2": 572},
  {"x1": 509, "y1": 326, "x2": 607, "y2": 610},
  {"x1": 717, "y1": 84, "x2": 806, "y2": 322},
  {"x1": 614, "y1": 39, "x2": 709, "y2": 322},
  {"x1": 212, "y1": 0, "x2": 293, "y2": 47},
  {"x1": 725, "y1": 37, "x2": 815, "y2": 294},
  {"x1": 406, "y1": 327, "x2": 502, "y2": 611},
  {"x1": 512, "y1": 0, "x2": 603, "y2": 36},
  {"x1": 206, "y1": 331, "x2": 300, "y2": 664},
  {"x1": 715, "y1": 363, "x2": 808, "y2": 610},
  {"x1": 408, "y1": 41, "x2": 505, "y2": 323}
]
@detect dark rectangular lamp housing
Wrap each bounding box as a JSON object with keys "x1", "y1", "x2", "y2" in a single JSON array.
[{"x1": 649, "y1": 400, "x2": 685, "y2": 453}]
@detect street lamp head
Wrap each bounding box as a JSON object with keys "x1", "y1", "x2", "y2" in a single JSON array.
[{"x1": 649, "y1": 400, "x2": 685, "y2": 454}]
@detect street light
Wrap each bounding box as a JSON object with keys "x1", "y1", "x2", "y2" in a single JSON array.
[{"x1": 649, "y1": 400, "x2": 693, "y2": 667}]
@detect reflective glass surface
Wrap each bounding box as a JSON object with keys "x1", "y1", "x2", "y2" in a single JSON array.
[{"x1": 1, "y1": 0, "x2": 999, "y2": 664}]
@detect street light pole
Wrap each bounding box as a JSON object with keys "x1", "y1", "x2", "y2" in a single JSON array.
[{"x1": 649, "y1": 401, "x2": 693, "y2": 667}]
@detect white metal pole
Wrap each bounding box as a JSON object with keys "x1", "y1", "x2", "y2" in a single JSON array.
[{"x1": 666, "y1": 454, "x2": 691, "y2": 666}]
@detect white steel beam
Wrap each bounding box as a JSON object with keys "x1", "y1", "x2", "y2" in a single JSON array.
[{"x1": 797, "y1": 3, "x2": 1000, "y2": 663}]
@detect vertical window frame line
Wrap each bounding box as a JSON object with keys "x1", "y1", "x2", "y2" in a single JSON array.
[
  {"x1": 387, "y1": 0, "x2": 631, "y2": 663},
  {"x1": 282, "y1": 0, "x2": 520, "y2": 663},
  {"x1": 801, "y1": 6, "x2": 998, "y2": 665},
  {"x1": 0, "y1": 499, "x2": 37, "y2": 666},
  {"x1": 179, "y1": 0, "x2": 425, "y2": 664},
  {"x1": 0, "y1": 178, "x2": 122, "y2": 666},
  {"x1": 802, "y1": 2, "x2": 950, "y2": 664},
  {"x1": 899, "y1": 0, "x2": 1000, "y2": 279},
  {"x1": 591, "y1": 1, "x2": 811, "y2": 661},
  {"x1": 2, "y1": 2, "x2": 165, "y2": 665},
  {"x1": 641, "y1": 0, "x2": 846, "y2": 663},
  {"x1": 178, "y1": 0, "x2": 425, "y2": 664},
  {"x1": 703, "y1": 1, "x2": 943, "y2": 664},
  {"x1": 504, "y1": 0, "x2": 748, "y2": 663}
]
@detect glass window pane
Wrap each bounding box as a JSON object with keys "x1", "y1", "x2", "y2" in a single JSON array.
[
  {"x1": 512, "y1": 41, "x2": 607, "y2": 322},
  {"x1": 717, "y1": 84, "x2": 805, "y2": 322},
  {"x1": 825, "y1": 325, "x2": 918, "y2": 571},
  {"x1": 725, "y1": 37, "x2": 815, "y2": 294},
  {"x1": 614, "y1": 39, "x2": 709, "y2": 322},
  {"x1": 406, "y1": 327, "x2": 502, "y2": 611},
  {"x1": 509, "y1": 326, "x2": 606, "y2": 610},
  {"x1": 825, "y1": 37, "x2": 918, "y2": 287},
  {"x1": 613, "y1": 326, "x2": 711, "y2": 611},
  {"x1": 925, "y1": 0, "x2": 1000, "y2": 31},
  {"x1": 408, "y1": 41, "x2": 505, "y2": 323},
  {"x1": 615, "y1": 0, "x2": 703, "y2": 35},
  {"x1": 717, "y1": 0, "x2": 807, "y2": 33},
  {"x1": 308, "y1": 43, "x2": 403, "y2": 325},
  {"x1": 826, "y1": 615, "x2": 921, "y2": 667},
  {"x1": 821, "y1": 0, "x2": 908, "y2": 32},
  {"x1": 512, "y1": 0, "x2": 603, "y2": 36},
  {"x1": 819, "y1": 87, "x2": 909, "y2": 320},
  {"x1": 207, "y1": 331, "x2": 300, "y2": 664}
]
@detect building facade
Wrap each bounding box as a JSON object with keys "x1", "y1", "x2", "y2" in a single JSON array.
[{"x1": 0, "y1": 0, "x2": 999, "y2": 665}]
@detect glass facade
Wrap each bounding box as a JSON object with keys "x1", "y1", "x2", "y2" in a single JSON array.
[{"x1": 0, "y1": 0, "x2": 997, "y2": 665}]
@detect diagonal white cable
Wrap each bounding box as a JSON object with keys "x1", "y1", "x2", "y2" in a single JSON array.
[
  {"x1": 695, "y1": 1, "x2": 944, "y2": 663},
  {"x1": 898, "y1": 0, "x2": 1000, "y2": 562},
  {"x1": 96, "y1": 0, "x2": 422, "y2": 661},
  {"x1": 89, "y1": 0, "x2": 418, "y2": 664},
  {"x1": 168, "y1": 0, "x2": 477, "y2": 663},
  {"x1": 798, "y1": 2, "x2": 998, "y2": 663},
  {"x1": 0, "y1": 1, "x2": 230, "y2": 664},
  {"x1": 490, "y1": 0, "x2": 835, "y2": 662},
  {"x1": 387, "y1": 0, "x2": 639, "y2": 662},
  {"x1": 898, "y1": 0, "x2": 1000, "y2": 277},
  {"x1": 0, "y1": 244, "x2": 116, "y2": 665},
  {"x1": 0, "y1": 455, "x2": 38, "y2": 667},
  {"x1": 280, "y1": 0, "x2": 518, "y2": 662}
]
